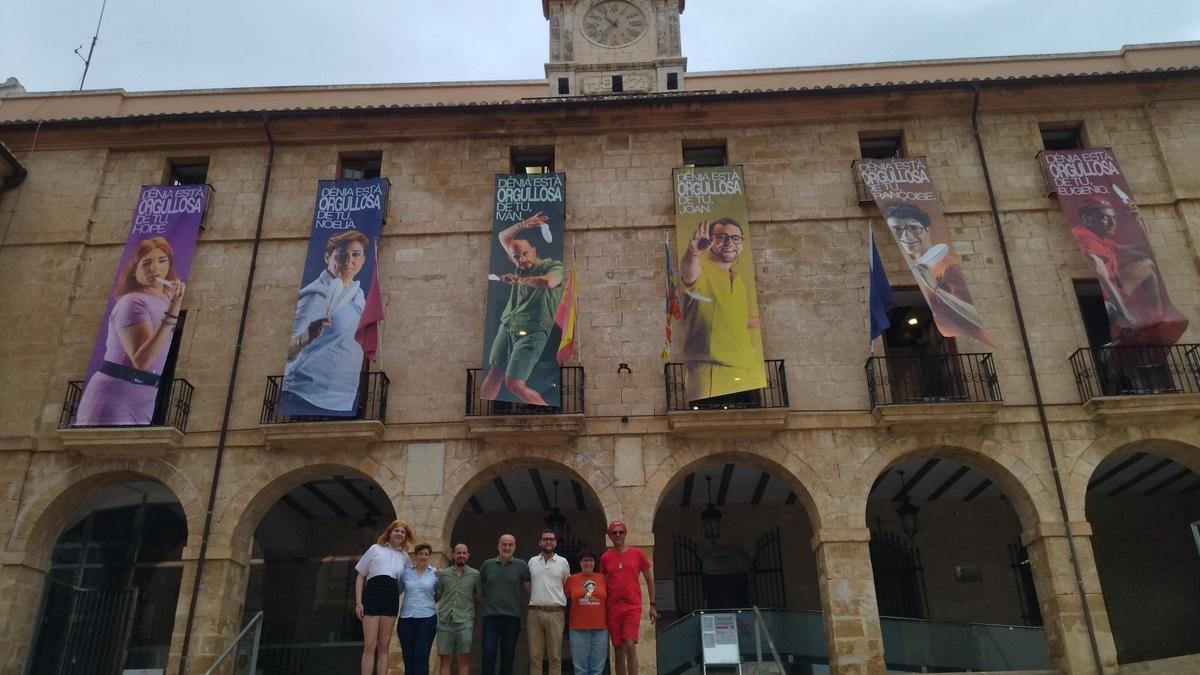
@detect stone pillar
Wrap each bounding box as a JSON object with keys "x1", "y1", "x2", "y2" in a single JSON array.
[
  {"x1": 175, "y1": 547, "x2": 251, "y2": 675},
  {"x1": 812, "y1": 527, "x2": 886, "y2": 675},
  {"x1": 0, "y1": 555, "x2": 49, "y2": 675},
  {"x1": 1022, "y1": 521, "x2": 1119, "y2": 675},
  {"x1": 629, "y1": 535, "x2": 657, "y2": 675}
]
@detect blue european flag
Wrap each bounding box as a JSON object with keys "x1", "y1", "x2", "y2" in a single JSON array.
[{"x1": 869, "y1": 231, "x2": 895, "y2": 342}]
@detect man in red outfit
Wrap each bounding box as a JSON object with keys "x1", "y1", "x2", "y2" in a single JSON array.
[{"x1": 599, "y1": 520, "x2": 655, "y2": 675}]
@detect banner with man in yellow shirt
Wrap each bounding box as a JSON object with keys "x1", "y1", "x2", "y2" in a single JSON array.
[{"x1": 672, "y1": 165, "x2": 766, "y2": 403}]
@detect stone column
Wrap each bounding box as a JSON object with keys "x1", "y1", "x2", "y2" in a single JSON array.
[
  {"x1": 1022, "y1": 521, "x2": 1118, "y2": 675},
  {"x1": 812, "y1": 527, "x2": 886, "y2": 675},
  {"x1": 175, "y1": 546, "x2": 251, "y2": 675},
  {"x1": 630, "y1": 535, "x2": 657, "y2": 675},
  {"x1": 0, "y1": 555, "x2": 49, "y2": 675}
]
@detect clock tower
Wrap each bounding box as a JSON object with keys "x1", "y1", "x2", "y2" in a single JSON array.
[{"x1": 543, "y1": 0, "x2": 686, "y2": 96}]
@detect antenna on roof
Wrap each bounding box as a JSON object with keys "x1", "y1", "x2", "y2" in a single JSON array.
[{"x1": 73, "y1": 0, "x2": 109, "y2": 91}]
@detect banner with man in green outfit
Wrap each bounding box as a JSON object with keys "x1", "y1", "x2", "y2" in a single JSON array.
[{"x1": 479, "y1": 172, "x2": 567, "y2": 407}]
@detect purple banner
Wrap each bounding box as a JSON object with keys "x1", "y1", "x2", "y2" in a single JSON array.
[
  {"x1": 280, "y1": 178, "x2": 388, "y2": 417},
  {"x1": 75, "y1": 184, "x2": 210, "y2": 426}
]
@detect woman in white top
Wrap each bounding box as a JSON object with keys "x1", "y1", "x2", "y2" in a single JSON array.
[{"x1": 355, "y1": 519, "x2": 413, "y2": 675}]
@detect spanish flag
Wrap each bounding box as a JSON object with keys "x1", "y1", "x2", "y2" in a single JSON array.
[
  {"x1": 554, "y1": 240, "x2": 578, "y2": 364},
  {"x1": 663, "y1": 236, "x2": 683, "y2": 362}
]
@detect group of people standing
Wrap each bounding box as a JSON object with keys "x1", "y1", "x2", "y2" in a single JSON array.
[{"x1": 354, "y1": 520, "x2": 655, "y2": 675}]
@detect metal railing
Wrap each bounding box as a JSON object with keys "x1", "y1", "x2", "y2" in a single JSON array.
[
  {"x1": 1069, "y1": 343, "x2": 1200, "y2": 401},
  {"x1": 664, "y1": 360, "x2": 789, "y2": 411},
  {"x1": 58, "y1": 377, "x2": 195, "y2": 431},
  {"x1": 260, "y1": 372, "x2": 389, "y2": 424},
  {"x1": 464, "y1": 366, "x2": 584, "y2": 415},
  {"x1": 865, "y1": 353, "x2": 1001, "y2": 407},
  {"x1": 203, "y1": 611, "x2": 263, "y2": 675}
]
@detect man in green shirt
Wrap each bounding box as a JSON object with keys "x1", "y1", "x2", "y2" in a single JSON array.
[
  {"x1": 435, "y1": 543, "x2": 482, "y2": 675},
  {"x1": 480, "y1": 533, "x2": 531, "y2": 675},
  {"x1": 481, "y1": 214, "x2": 564, "y2": 406}
]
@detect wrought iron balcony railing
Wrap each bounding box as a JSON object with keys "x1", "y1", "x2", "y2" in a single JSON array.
[
  {"x1": 59, "y1": 377, "x2": 195, "y2": 431},
  {"x1": 1069, "y1": 343, "x2": 1200, "y2": 401},
  {"x1": 260, "y1": 371, "x2": 389, "y2": 424},
  {"x1": 865, "y1": 353, "x2": 1001, "y2": 407},
  {"x1": 465, "y1": 366, "x2": 585, "y2": 416},
  {"x1": 664, "y1": 360, "x2": 789, "y2": 411}
]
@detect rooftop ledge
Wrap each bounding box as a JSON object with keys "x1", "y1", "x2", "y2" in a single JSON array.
[
  {"x1": 464, "y1": 414, "x2": 584, "y2": 445},
  {"x1": 871, "y1": 401, "x2": 1002, "y2": 433},
  {"x1": 56, "y1": 426, "x2": 184, "y2": 458},
  {"x1": 666, "y1": 408, "x2": 789, "y2": 439},
  {"x1": 1082, "y1": 393, "x2": 1200, "y2": 425},
  {"x1": 259, "y1": 419, "x2": 385, "y2": 451}
]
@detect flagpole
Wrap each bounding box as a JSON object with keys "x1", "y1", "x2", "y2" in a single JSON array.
[{"x1": 868, "y1": 224, "x2": 875, "y2": 357}]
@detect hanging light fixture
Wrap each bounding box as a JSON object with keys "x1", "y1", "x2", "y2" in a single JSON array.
[
  {"x1": 893, "y1": 469, "x2": 920, "y2": 539},
  {"x1": 701, "y1": 475, "x2": 722, "y2": 543},
  {"x1": 544, "y1": 479, "x2": 568, "y2": 540}
]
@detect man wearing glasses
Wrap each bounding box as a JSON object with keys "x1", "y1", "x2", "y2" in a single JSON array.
[
  {"x1": 599, "y1": 520, "x2": 654, "y2": 675},
  {"x1": 527, "y1": 529, "x2": 570, "y2": 675},
  {"x1": 678, "y1": 217, "x2": 766, "y2": 402}
]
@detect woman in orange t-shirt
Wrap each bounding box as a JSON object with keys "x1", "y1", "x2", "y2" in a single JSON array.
[{"x1": 565, "y1": 550, "x2": 608, "y2": 675}]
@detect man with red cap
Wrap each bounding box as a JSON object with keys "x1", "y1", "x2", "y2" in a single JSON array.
[{"x1": 598, "y1": 520, "x2": 655, "y2": 675}]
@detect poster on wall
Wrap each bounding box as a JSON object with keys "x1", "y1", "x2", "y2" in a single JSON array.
[
  {"x1": 857, "y1": 157, "x2": 996, "y2": 347},
  {"x1": 672, "y1": 165, "x2": 766, "y2": 403},
  {"x1": 1040, "y1": 149, "x2": 1188, "y2": 345},
  {"x1": 479, "y1": 172, "x2": 567, "y2": 407},
  {"x1": 279, "y1": 178, "x2": 388, "y2": 417},
  {"x1": 74, "y1": 184, "x2": 210, "y2": 426}
]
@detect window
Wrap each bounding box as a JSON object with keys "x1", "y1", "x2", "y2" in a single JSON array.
[
  {"x1": 612, "y1": 75, "x2": 624, "y2": 93},
  {"x1": 1073, "y1": 280, "x2": 1110, "y2": 350},
  {"x1": 1040, "y1": 123, "x2": 1084, "y2": 151},
  {"x1": 858, "y1": 133, "x2": 904, "y2": 159},
  {"x1": 667, "y1": 72, "x2": 679, "y2": 90},
  {"x1": 167, "y1": 159, "x2": 208, "y2": 186},
  {"x1": 338, "y1": 152, "x2": 382, "y2": 180},
  {"x1": 558, "y1": 77, "x2": 570, "y2": 95},
  {"x1": 511, "y1": 147, "x2": 555, "y2": 174},
  {"x1": 682, "y1": 140, "x2": 727, "y2": 168}
]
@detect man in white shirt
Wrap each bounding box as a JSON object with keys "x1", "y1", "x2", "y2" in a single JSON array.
[{"x1": 527, "y1": 529, "x2": 571, "y2": 675}]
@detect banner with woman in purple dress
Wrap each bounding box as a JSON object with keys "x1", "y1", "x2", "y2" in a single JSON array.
[{"x1": 74, "y1": 184, "x2": 210, "y2": 426}]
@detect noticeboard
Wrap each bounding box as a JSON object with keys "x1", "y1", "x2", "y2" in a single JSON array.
[{"x1": 700, "y1": 612, "x2": 740, "y2": 665}]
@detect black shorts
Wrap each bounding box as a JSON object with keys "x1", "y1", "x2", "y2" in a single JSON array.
[{"x1": 363, "y1": 575, "x2": 400, "y2": 617}]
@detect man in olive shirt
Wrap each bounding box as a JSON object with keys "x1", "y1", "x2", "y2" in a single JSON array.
[
  {"x1": 480, "y1": 533, "x2": 531, "y2": 675},
  {"x1": 480, "y1": 213, "x2": 564, "y2": 406},
  {"x1": 435, "y1": 543, "x2": 482, "y2": 675}
]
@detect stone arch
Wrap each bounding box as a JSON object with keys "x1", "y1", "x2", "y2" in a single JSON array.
[
  {"x1": 1064, "y1": 428, "x2": 1200, "y2": 519},
  {"x1": 850, "y1": 439, "x2": 1054, "y2": 534},
  {"x1": 435, "y1": 447, "x2": 617, "y2": 552},
  {"x1": 215, "y1": 455, "x2": 398, "y2": 563},
  {"x1": 10, "y1": 458, "x2": 201, "y2": 570},
  {"x1": 644, "y1": 439, "x2": 829, "y2": 532}
]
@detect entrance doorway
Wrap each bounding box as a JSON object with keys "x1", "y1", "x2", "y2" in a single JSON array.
[
  {"x1": 242, "y1": 475, "x2": 395, "y2": 675},
  {"x1": 28, "y1": 480, "x2": 187, "y2": 675}
]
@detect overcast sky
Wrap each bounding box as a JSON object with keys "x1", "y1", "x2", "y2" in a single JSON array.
[{"x1": 5, "y1": 0, "x2": 1200, "y2": 93}]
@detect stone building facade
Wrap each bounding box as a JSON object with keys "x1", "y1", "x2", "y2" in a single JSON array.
[{"x1": 0, "y1": 36, "x2": 1199, "y2": 675}]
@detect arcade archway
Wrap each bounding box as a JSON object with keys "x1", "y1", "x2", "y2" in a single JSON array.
[
  {"x1": 241, "y1": 474, "x2": 396, "y2": 675},
  {"x1": 1086, "y1": 445, "x2": 1200, "y2": 665}
]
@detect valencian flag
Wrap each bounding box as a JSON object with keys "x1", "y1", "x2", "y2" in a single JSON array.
[
  {"x1": 662, "y1": 235, "x2": 683, "y2": 362},
  {"x1": 554, "y1": 239, "x2": 578, "y2": 364},
  {"x1": 480, "y1": 172, "x2": 567, "y2": 407},
  {"x1": 73, "y1": 185, "x2": 211, "y2": 426},
  {"x1": 280, "y1": 178, "x2": 388, "y2": 417},
  {"x1": 869, "y1": 230, "x2": 896, "y2": 342},
  {"x1": 1041, "y1": 149, "x2": 1187, "y2": 345},
  {"x1": 672, "y1": 165, "x2": 767, "y2": 403},
  {"x1": 858, "y1": 158, "x2": 996, "y2": 347}
]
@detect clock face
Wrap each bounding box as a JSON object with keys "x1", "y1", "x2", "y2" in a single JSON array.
[{"x1": 583, "y1": 1, "x2": 648, "y2": 48}]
